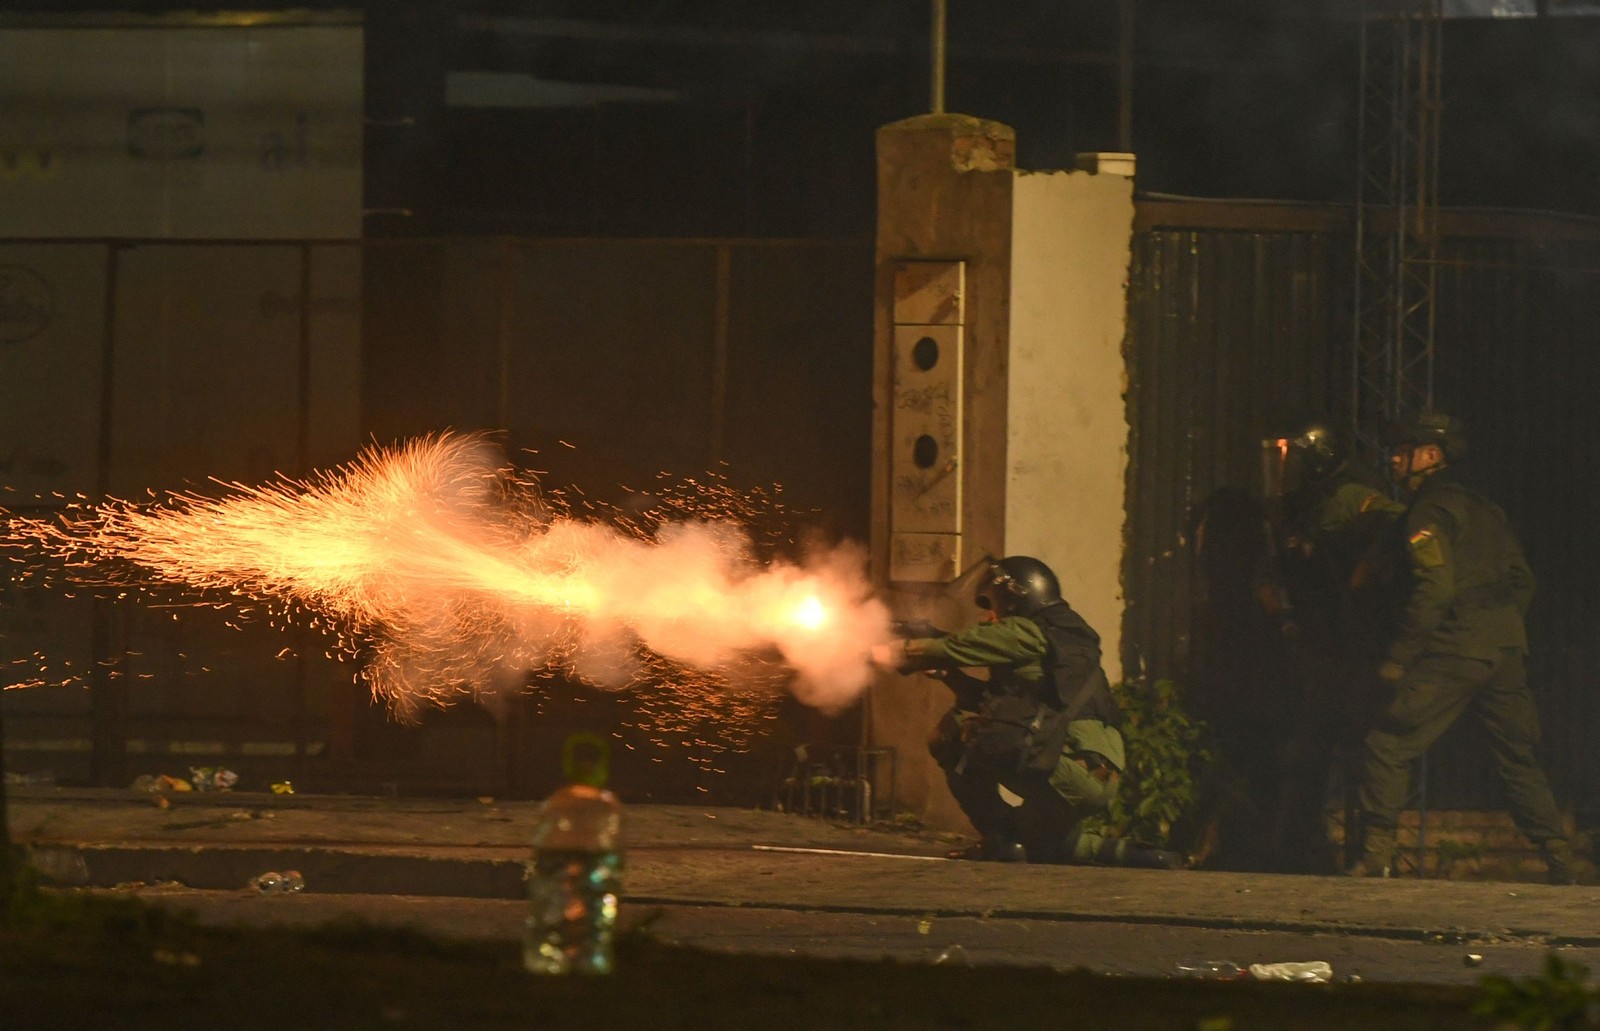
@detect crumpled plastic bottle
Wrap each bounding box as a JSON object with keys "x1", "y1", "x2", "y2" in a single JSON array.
[
  {"x1": 1175, "y1": 960, "x2": 1245, "y2": 979},
  {"x1": 1248, "y1": 960, "x2": 1333, "y2": 983},
  {"x1": 251, "y1": 870, "x2": 306, "y2": 894},
  {"x1": 523, "y1": 734, "x2": 623, "y2": 976}
]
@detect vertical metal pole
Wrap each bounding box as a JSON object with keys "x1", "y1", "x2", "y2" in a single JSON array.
[
  {"x1": 710, "y1": 244, "x2": 731, "y2": 464},
  {"x1": 930, "y1": 0, "x2": 947, "y2": 115},
  {"x1": 495, "y1": 237, "x2": 518, "y2": 796},
  {"x1": 90, "y1": 244, "x2": 126, "y2": 787},
  {"x1": 1386, "y1": 11, "x2": 1408, "y2": 418},
  {"x1": 1116, "y1": 0, "x2": 1134, "y2": 153},
  {"x1": 1415, "y1": 755, "x2": 1428, "y2": 875},
  {"x1": 1420, "y1": 7, "x2": 1441, "y2": 411},
  {"x1": 1351, "y1": 13, "x2": 1369, "y2": 441},
  {"x1": 496, "y1": 237, "x2": 517, "y2": 431},
  {"x1": 294, "y1": 243, "x2": 314, "y2": 774},
  {"x1": 296, "y1": 245, "x2": 314, "y2": 481}
]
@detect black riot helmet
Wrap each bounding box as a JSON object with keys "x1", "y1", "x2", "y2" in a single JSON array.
[
  {"x1": 1385, "y1": 410, "x2": 1467, "y2": 463},
  {"x1": 975, "y1": 556, "x2": 1062, "y2": 617},
  {"x1": 1262, "y1": 418, "x2": 1349, "y2": 499}
]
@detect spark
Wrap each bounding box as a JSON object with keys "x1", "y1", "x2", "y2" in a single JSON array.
[{"x1": 2, "y1": 433, "x2": 892, "y2": 725}]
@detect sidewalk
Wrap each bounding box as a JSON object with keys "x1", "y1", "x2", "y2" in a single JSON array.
[{"x1": 11, "y1": 787, "x2": 1600, "y2": 946}]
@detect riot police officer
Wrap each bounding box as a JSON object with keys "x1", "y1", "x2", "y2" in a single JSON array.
[
  {"x1": 1261, "y1": 419, "x2": 1406, "y2": 871},
  {"x1": 873, "y1": 556, "x2": 1181, "y2": 868},
  {"x1": 1350, "y1": 412, "x2": 1580, "y2": 883}
]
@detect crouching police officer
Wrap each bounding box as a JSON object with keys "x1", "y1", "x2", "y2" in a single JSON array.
[
  {"x1": 1350, "y1": 412, "x2": 1583, "y2": 883},
  {"x1": 872, "y1": 556, "x2": 1184, "y2": 868}
]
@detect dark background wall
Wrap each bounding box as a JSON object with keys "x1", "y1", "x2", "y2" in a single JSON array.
[{"x1": 361, "y1": 1, "x2": 1600, "y2": 237}]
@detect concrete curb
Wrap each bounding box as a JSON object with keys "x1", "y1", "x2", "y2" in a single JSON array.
[
  {"x1": 28, "y1": 843, "x2": 528, "y2": 900},
  {"x1": 27, "y1": 841, "x2": 1600, "y2": 948}
]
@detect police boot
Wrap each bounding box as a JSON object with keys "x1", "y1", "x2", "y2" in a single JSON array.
[
  {"x1": 948, "y1": 837, "x2": 1027, "y2": 863},
  {"x1": 1542, "y1": 839, "x2": 1589, "y2": 886},
  {"x1": 1345, "y1": 826, "x2": 1394, "y2": 878}
]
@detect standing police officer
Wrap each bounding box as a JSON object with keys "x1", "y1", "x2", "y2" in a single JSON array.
[
  {"x1": 873, "y1": 556, "x2": 1181, "y2": 868},
  {"x1": 1261, "y1": 419, "x2": 1406, "y2": 872},
  {"x1": 1350, "y1": 412, "x2": 1580, "y2": 883}
]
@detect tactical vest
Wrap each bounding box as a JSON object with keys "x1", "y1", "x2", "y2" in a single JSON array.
[
  {"x1": 966, "y1": 602, "x2": 1121, "y2": 776},
  {"x1": 1033, "y1": 602, "x2": 1122, "y2": 729}
]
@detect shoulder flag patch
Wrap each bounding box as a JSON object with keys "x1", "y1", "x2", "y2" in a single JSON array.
[{"x1": 1408, "y1": 525, "x2": 1446, "y2": 569}]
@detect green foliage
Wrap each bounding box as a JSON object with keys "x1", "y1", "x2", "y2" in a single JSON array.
[
  {"x1": 1093, "y1": 678, "x2": 1212, "y2": 848},
  {"x1": 1474, "y1": 953, "x2": 1600, "y2": 1031},
  {"x1": 1434, "y1": 837, "x2": 1485, "y2": 877},
  {"x1": 1435, "y1": 838, "x2": 1485, "y2": 864}
]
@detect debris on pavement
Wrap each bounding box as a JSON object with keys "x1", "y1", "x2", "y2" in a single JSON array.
[
  {"x1": 190, "y1": 767, "x2": 239, "y2": 792},
  {"x1": 1248, "y1": 961, "x2": 1332, "y2": 983},
  {"x1": 131, "y1": 774, "x2": 192, "y2": 793},
  {"x1": 1175, "y1": 960, "x2": 1244, "y2": 979},
  {"x1": 250, "y1": 870, "x2": 306, "y2": 894}
]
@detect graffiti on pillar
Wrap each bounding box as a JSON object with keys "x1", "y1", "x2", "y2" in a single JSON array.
[{"x1": 891, "y1": 324, "x2": 962, "y2": 534}]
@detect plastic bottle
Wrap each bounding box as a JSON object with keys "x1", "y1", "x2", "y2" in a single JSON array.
[
  {"x1": 523, "y1": 734, "x2": 623, "y2": 976},
  {"x1": 1248, "y1": 960, "x2": 1332, "y2": 983},
  {"x1": 250, "y1": 870, "x2": 305, "y2": 894}
]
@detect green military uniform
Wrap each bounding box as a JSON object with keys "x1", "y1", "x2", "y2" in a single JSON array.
[
  {"x1": 1313, "y1": 480, "x2": 1406, "y2": 535},
  {"x1": 908, "y1": 606, "x2": 1134, "y2": 865},
  {"x1": 1267, "y1": 477, "x2": 1406, "y2": 872},
  {"x1": 1356, "y1": 471, "x2": 1567, "y2": 868}
]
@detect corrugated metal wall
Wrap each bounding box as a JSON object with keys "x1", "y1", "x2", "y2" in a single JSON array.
[
  {"x1": 362, "y1": 238, "x2": 874, "y2": 538},
  {"x1": 1123, "y1": 201, "x2": 1600, "y2": 812},
  {"x1": 0, "y1": 240, "x2": 362, "y2": 787},
  {"x1": 4, "y1": 236, "x2": 872, "y2": 799}
]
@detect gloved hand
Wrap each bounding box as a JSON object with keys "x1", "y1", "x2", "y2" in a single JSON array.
[{"x1": 869, "y1": 641, "x2": 908, "y2": 669}]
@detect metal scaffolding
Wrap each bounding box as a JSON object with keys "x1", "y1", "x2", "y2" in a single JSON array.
[
  {"x1": 1350, "y1": 0, "x2": 1445, "y2": 875},
  {"x1": 1351, "y1": 0, "x2": 1444, "y2": 456}
]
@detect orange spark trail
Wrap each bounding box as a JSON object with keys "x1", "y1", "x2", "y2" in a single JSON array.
[{"x1": 3, "y1": 434, "x2": 892, "y2": 717}]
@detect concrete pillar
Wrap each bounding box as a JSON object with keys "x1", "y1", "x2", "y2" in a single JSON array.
[{"x1": 869, "y1": 115, "x2": 1135, "y2": 830}]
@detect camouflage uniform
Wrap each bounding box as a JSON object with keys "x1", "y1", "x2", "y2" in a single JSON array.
[{"x1": 907, "y1": 603, "x2": 1133, "y2": 864}]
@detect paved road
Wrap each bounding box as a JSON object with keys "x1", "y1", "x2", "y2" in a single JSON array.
[
  {"x1": 114, "y1": 885, "x2": 1600, "y2": 987},
  {"x1": 19, "y1": 787, "x2": 1600, "y2": 992}
]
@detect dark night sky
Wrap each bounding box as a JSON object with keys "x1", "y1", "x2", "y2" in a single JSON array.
[
  {"x1": 12, "y1": 1, "x2": 1600, "y2": 232},
  {"x1": 419, "y1": 1, "x2": 1600, "y2": 234}
]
